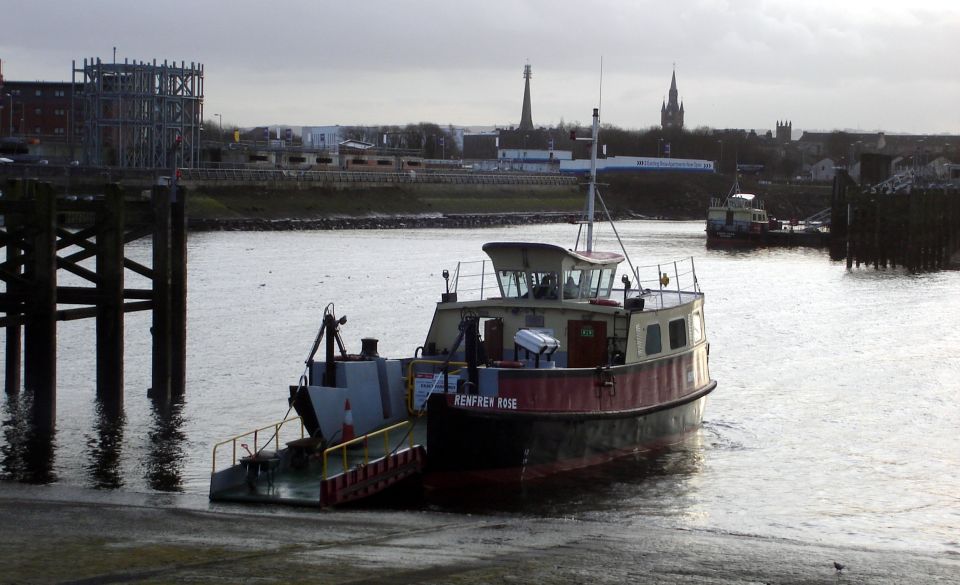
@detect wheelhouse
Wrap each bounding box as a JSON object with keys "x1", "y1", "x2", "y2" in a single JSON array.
[{"x1": 481, "y1": 242, "x2": 624, "y2": 301}]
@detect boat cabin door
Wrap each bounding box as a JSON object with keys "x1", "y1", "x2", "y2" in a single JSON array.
[
  {"x1": 726, "y1": 210, "x2": 734, "y2": 226},
  {"x1": 567, "y1": 320, "x2": 607, "y2": 368},
  {"x1": 483, "y1": 318, "x2": 504, "y2": 361}
]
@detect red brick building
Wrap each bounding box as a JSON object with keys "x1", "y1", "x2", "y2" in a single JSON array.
[{"x1": 0, "y1": 80, "x2": 82, "y2": 142}]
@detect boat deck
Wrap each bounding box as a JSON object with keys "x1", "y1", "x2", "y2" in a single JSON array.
[{"x1": 210, "y1": 419, "x2": 428, "y2": 507}]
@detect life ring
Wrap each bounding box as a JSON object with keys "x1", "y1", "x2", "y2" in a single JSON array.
[{"x1": 589, "y1": 298, "x2": 621, "y2": 307}]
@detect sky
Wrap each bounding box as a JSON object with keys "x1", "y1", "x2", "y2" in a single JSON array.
[{"x1": 1, "y1": 0, "x2": 958, "y2": 134}]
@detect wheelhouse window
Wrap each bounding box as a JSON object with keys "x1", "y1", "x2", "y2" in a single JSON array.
[
  {"x1": 530, "y1": 271, "x2": 559, "y2": 299},
  {"x1": 563, "y1": 268, "x2": 614, "y2": 299},
  {"x1": 669, "y1": 318, "x2": 687, "y2": 350},
  {"x1": 586, "y1": 269, "x2": 615, "y2": 298},
  {"x1": 691, "y1": 310, "x2": 703, "y2": 343},
  {"x1": 562, "y1": 269, "x2": 583, "y2": 299},
  {"x1": 498, "y1": 270, "x2": 529, "y2": 299},
  {"x1": 587, "y1": 270, "x2": 602, "y2": 297}
]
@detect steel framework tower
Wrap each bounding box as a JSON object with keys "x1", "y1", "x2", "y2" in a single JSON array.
[{"x1": 73, "y1": 57, "x2": 204, "y2": 169}]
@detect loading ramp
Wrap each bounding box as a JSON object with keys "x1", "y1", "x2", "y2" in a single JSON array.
[{"x1": 210, "y1": 417, "x2": 426, "y2": 507}]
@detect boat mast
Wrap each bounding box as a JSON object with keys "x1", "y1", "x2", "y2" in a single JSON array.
[{"x1": 586, "y1": 107, "x2": 599, "y2": 252}]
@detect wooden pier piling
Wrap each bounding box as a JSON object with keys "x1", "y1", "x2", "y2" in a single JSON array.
[
  {"x1": 0, "y1": 179, "x2": 187, "y2": 430},
  {"x1": 24, "y1": 184, "x2": 58, "y2": 429},
  {"x1": 151, "y1": 186, "x2": 172, "y2": 402},
  {"x1": 96, "y1": 185, "x2": 126, "y2": 414},
  {"x1": 4, "y1": 182, "x2": 24, "y2": 396},
  {"x1": 171, "y1": 187, "x2": 187, "y2": 397}
]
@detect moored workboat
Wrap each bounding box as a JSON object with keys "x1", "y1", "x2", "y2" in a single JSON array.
[
  {"x1": 210, "y1": 107, "x2": 716, "y2": 506},
  {"x1": 706, "y1": 179, "x2": 769, "y2": 246}
]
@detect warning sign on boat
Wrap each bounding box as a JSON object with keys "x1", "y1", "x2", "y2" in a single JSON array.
[{"x1": 413, "y1": 372, "x2": 459, "y2": 410}]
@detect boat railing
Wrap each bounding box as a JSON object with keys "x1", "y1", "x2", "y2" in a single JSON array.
[
  {"x1": 320, "y1": 420, "x2": 415, "y2": 480},
  {"x1": 628, "y1": 257, "x2": 701, "y2": 309},
  {"x1": 450, "y1": 259, "x2": 499, "y2": 301},
  {"x1": 448, "y1": 256, "x2": 701, "y2": 306},
  {"x1": 210, "y1": 416, "x2": 305, "y2": 474}
]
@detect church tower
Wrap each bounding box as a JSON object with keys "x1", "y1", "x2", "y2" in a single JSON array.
[
  {"x1": 519, "y1": 63, "x2": 534, "y2": 131},
  {"x1": 660, "y1": 68, "x2": 684, "y2": 131},
  {"x1": 775, "y1": 120, "x2": 793, "y2": 143}
]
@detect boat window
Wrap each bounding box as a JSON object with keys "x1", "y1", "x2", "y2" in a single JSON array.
[
  {"x1": 530, "y1": 271, "x2": 559, "y2": 299},
  {"x1": 669, "y1": 318, "x2": 687, "y2": 350},
  {"x1": 563, "y1": 268, "x2": 615, "y2": 299},
  {"x1": 584, "y1": 269, "x2": 615, "y2": 298},
  {"x1": 498, "y1": 270, "x2": 529, "y2": 299},
  {"x1": 600, "y1": 269, "x2": 615, "y2": 298},
  {"x1": 562, "y1": 270, "x2": 583, "y2": 299},
  {"x1": 641, "y1": 323, "x2": 661, "y2": 356},
  {"x1": 587, "y1": 270, "x2": 602, "y2": 297},
  {"x1": 692, "y1": 311, "x2": 703, "y2": 343}
]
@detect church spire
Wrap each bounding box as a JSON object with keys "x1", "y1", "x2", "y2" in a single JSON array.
[
  {"x1": 519, "y1": 63, "x2": 534, "y2": 131},
  {"x1": 668, "y1": 67, "x2": 679, "y2": 105},
  {"x1": 660, "y1": 66, "x2": 684, "y2": 131}
]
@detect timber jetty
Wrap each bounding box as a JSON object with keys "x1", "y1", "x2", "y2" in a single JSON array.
[
  {"x1": 831, "y1": 170, "x2": 960, "y2": 271},
  {"x1": 0, "y1": 179, "x2": 187, "y2": 430}
]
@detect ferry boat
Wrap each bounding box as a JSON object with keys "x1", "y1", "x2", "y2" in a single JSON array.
[
  {"x1": 706, "y1": 180, "x2": 769, "y2": 246},
  {"x1": 209, "y1": 108, "x2": 716, "y2": 506}
]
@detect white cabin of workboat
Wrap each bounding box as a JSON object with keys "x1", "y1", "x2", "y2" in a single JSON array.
[{"x1": 481, "y1": 241, "x2": 625, "y2": 302}]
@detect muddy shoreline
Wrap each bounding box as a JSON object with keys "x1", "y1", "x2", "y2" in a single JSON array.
[{"x1": 1, "y1": 483, "x2": 956, "y2": 584}]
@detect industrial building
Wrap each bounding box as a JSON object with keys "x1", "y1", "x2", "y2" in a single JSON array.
[{"x1": 0, "y1": 57, "x2": 204, "y2": 168}]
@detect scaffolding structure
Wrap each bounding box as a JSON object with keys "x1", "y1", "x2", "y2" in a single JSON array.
[{"x1": 73, "y1": 58, "x2": 203, "y2": 169}]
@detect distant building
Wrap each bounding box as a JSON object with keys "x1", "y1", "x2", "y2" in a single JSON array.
[
  {"x1": 810, "y1": 158, "x2": 836, "y2": 182},
  {"x1": 302, "y1": 125, "x2": 345, "y2": 151},
  {"x1": 775, "y1": 120, "x2": 792, "y2": 143},
  {"x1": 462, "y1": 132, "x2": 499, "y2": 160},
  {"x1": 660, "y1": 69, "x2": 684, "y2": 131},
  {"x1": 927, "y1": 156, "x2": 953, "y2": 180},
  {"x1": 798, "y1": 131, "x2": 959, "y2": 159},
  {"x1": 0, "y1": 80, "x2": 82, "y2": 141}
]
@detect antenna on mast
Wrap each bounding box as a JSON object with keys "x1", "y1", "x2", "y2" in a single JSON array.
[{"x1": 598, "y1": 56, "x2": 604, "y2": 116}]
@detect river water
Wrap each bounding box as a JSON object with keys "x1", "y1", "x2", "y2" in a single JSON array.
[{"x1": 1, "y1": 221, "x2": 958, "y2": 557}]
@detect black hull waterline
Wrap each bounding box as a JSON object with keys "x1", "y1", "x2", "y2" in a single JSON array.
[{"x1": 425, "y1": 381, "x2": 716, "y2": 484}]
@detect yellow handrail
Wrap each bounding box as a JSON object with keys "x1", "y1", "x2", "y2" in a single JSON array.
[
  {"x1": 321, "y1": 420, "x2": 415, "y2": 480},
  {"x1": 211, "y1": 416, "x2": 304, "y2": 474},
  {"x1": 406, "y1": 359, "x2": 467, "y2": 415}
]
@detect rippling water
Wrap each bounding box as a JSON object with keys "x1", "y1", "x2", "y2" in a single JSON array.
[{"x1": 2, "y1": 221, "x2": 958, "y2": 555}]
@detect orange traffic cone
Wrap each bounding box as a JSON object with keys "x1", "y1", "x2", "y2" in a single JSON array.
[{"x1": 341, "y1": 398, "x2": 355, "y2": 442}]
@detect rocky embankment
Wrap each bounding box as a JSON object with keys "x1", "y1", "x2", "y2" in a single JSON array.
[
  {"x1": 187, "y1": 211, "x2": 585, "y2": 231},
  {"x1": 5, "y1": 169, "x2": 834, "y2": 229}
]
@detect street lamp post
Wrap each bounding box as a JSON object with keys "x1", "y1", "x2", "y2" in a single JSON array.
[{"x1": 214, "y1": 113, "x2": 222, "y2": 140}]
